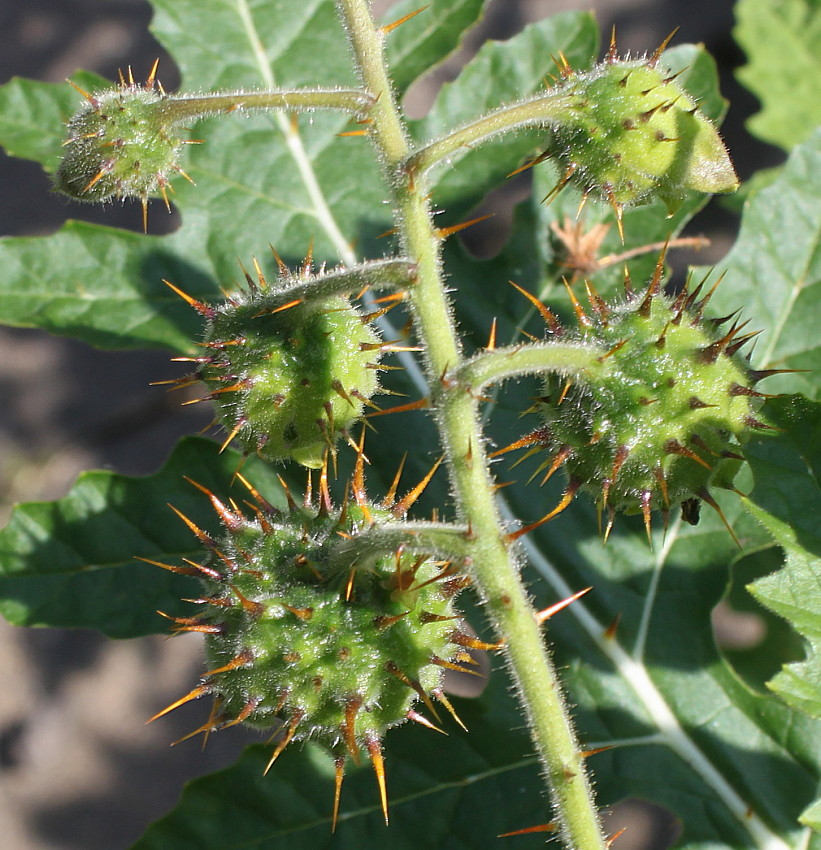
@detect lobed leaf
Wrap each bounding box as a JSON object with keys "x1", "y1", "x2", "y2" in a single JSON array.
[
  {"x1": 743, "y1": 396, "x2": 821, "y2": 718},
  {"x1": 0, "y1": 437, "x2": 285, "y2": 639},
  {"x1": 734, "y1": 0, "x2": 821, "y2": 150},
  {"x1": 702, "y1": 130, "x2": 821, "y2": 401}
]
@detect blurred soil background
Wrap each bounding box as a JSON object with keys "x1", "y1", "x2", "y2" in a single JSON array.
[{"x1": 0, "y1": 1, "x2": 783, "y2": 847}]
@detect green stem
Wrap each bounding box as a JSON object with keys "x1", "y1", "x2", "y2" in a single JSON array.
[
  {"x1": 458, "y1": 343, "x2": 604, "y2": 391},
  {"x1": 156, "y1": 88, "x2": 373, "y2": 124},
  {"x1": 328, "y1": 521, "x2": 473, "y2": 573},
  {"x1": 334, "y1": 2, "x2": 606, "y2": 848},
  {"x1": 258, "y1": 258, "x2": 415, "y2": 306},
  {"x1": 406, "y1": 90, "x2": 581, "y2": 177}
]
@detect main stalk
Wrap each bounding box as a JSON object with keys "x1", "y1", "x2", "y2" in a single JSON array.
[{"x1": 334, "y1": 2, "x2": 607, "y2": 847}]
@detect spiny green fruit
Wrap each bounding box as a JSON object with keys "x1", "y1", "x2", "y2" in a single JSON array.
[
  {"x1": 54, "y1": 66, "x2": 189, "y2": 214},
  {"x1": 149, "y1": 467, "x2": 479, "y2": 825},
  {"x1": 169, "y1": 258, "x2": 385, "y2": 468},
  {"x1": 503, "y1": 255, "x2": 776, "y2": 540},
  {"x1": 545, "y1": 36, "x2": 737, "y2": 219}
]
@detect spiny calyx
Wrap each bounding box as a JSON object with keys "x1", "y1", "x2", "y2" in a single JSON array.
[
  {"x1": 150, "y1": 464, "x2": 479, "y2": 825},
  {"x1": 170, "y1": 256, "x2": 388, "y2": 468},
  {"x1": 503, "y1": 254, "x2": 774, "y2": 540},
  {"x1": 54, "y1": 65, "x2": 189, "y2": 214},
  {"x1": 545, "y1": 39, "x2": 738, "y2": 217}
]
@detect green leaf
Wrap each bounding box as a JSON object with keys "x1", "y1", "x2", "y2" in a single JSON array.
[
  {"x1": 0, "y1": 0, "x2": 389, "y2": 352},
  {"x1": 383, "y1": 0, "x2": 488, "y2": 96},
  {"x1": 734, "y1": 0, "x2": 821, "y2": 150},
  {"x1": 0, "y1": 437, "x2": 285, "y2": 639},
  {"x1": 742, "y1": 396, "x2": 821, "y2": 718},
  {"x1": 0, "y1": 71, "x2": 108, "y2": 170},
  {"x1": 132, "y1": 671, "x2": 551, "y2": 849},
  {"x1": 694, "y1": 128, "x2": 821, "y2": 401}
]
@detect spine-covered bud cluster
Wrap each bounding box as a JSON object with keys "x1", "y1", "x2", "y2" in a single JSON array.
[
  {"x1": 546, "y1": 45, "x2": 738, "y2": 216},
  {"x1": 150, "y1": 470, "x2": 478, "y2": 824},
  {"x1": 504, "y1": 256, "x2": 773, "y2": 538},
  {"x1": 54, "y1": 68, "x2": 187, "y2": 208},
  {"x1": 170, "y1": 259, "x2": 388, "y2": 468}
]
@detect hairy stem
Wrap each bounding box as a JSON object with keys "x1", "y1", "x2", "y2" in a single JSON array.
[
  {"x1": 457, "y1": 343, "x2": 604, "y2": 391},
  {"x1": 156, "y1": 88, "x2": 373, "y2": 124},
  {"x1": 406, "y1": 90, "x2": 580, "y2": 178},
  {"x1": 335, "y1": 1, "x2": 606, "y2": 846}
]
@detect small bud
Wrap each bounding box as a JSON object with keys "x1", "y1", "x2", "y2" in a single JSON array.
[
  {"x1": 55, "y1": 83, "x2": 186, "y2": 205},
  {"x1": 548, "y1": 59, "x2": 738, "y2": 214}
]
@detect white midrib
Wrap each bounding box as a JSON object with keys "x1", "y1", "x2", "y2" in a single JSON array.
[
  {"x1": 508, "y1": 501, "x2": 794, "y2": 850},
  {"x1": 235, "y1": 3, "x2": 795, "y2": 847},
  {"x1": 236, "y1": 0, "x2": 426, "y2": 387}
]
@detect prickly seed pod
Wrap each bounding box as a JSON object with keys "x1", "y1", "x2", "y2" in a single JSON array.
[
  {"x1": 149, "y1": 464, "x2": 480, "y2": 826},
  {"x1": 544, "y1": 35, "x2": 737, "y2": 220},
  {"x1": 502, "y1": 254, "x2": 777, "y2": 541},
  {"x1": 168, "y1": 257, "x2": 385, "y2": 468},
  {"x1": 54, "y1": 65, "x2": 189, "y2": 212}
]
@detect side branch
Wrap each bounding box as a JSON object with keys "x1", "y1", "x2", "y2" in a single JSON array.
[
  {"x1": 327, "y1": 521, "x2": 473, "y2": 573},
  {"x1": 406, "y1": 91, "x2": 580, "y2": 178},
  {"x1": 456, "y1": 343, "x2": 604, "y2": 392},
  {"x1": 157, "y1": 88, "x2": 374, "y2": 124},
  {"x1": 262, "y1": 258, "x2": 416, "y2": 306}
]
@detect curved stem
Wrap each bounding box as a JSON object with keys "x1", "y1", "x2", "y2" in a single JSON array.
[
  {"x1": 406, "y1": 90, "x2": 581, "y2": 178},
  {"x1": 328, "y1": 521, "x2": 473, "y2": 573},
  {"x1": 457, "y1": 342, "x2": 604, "y2": 391},
  {"x1": 260, "y1": 258, "x2": 415, "y2": 305},
  {"x1": 334, "y1": 2, "x2": 606, "y2": 848},
  {"x1": 156, "y1": 87, "x2": 373, "y2": 125}
]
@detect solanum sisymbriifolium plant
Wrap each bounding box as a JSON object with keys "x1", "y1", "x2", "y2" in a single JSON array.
[{"x1": 0, "y1": 0, "x2": 820, "y2": 847}]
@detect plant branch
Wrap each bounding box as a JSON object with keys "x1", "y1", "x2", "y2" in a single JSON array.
[
  {"x1": 335, "y1": 1, "x2": 606, "y2": 847},
  {"x1": 405, "y1": 90, "x2": 580, "y2": 178},
  {"x1": 327, "y1": 520, "x2": 473, "y2": 573},
  {"x1": 457, "y1": 342, "x2": 604, "y2": 391},
  {"x1": 156, "y1": 88, "x2": 373, "y2": 124}
]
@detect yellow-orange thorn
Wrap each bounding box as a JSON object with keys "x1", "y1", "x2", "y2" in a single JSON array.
[
  {"x1": 507, "y1": 149, "x2": 550, "y2": 179},
  {"x1": 604, "y1": 612, "x2": 622, "y2": 641},
  {"x1": 343, "y1": 697, "x2": 362, "y2": 764},
  {"x1": 536, "y1": 586, "x2": 592, "y2": 624},
  {"x1": 135, "y1": 555, "x2": 199, "y2": 576},
  {"x1": 648, "y1": 27, "x2": 680, "y2": 66},
  {"x1": 147, "y1": 683, "x2": 209, "y2": 723},
  {"x1": 581, "y1": 744, "x2": 613, "y2": 759},
  {"x1": 163, "y1": 279, "x2": 213, "y2": 316},
  {"x1": 381, "y1": 5, "x2": 429, "y2": 34},
  {"x1": 167, "y1": 503, "x2": 214, "y2": 547},
  {"x1": 332, "y1": 756, "x2": 345, "y2": 833},
  {"x1": 563, "y1": 277, "x2": 592, "y2": 328},
  {"x1": 697, "y1": 488, "x2": 741, "y2": 549},
  {"x1": 506, "y1": 480, "x2": 580, "y2": 542},
  {"x1": 450, "y1": 631, "x2": 504, "y2": 651},
  {"x1": 282, "y1": 603, "x2": 314, "y2": 621},
  {"x1": 392, "y1": 455, "x2": 443, "y2": 516},
  {"x1": 509, "y1": 280, "x2": 562, "y2": 334},
  {"x1": 432, "y1": 688, "x2": 468, "y2": 732},
  {"x1": 264, "y1": 711, "x2": 303, "y2": 775},
  {"x1": 499, "y1": 822, "x2": 557, "y2": 838},
  {"x1": 366, "y1": 735, "x2": 390, "y2": 825},
  {"x1": 337, "y1": 128, "x2": 369, "y2": 137},
  {"x1": 607, "y1": 827, "x2": 629, "y2": 847},
  {"x1": 542, "y1": 163, "x2": 578, "y2": 207},
  {"x1": 407, "y1": 709, "x2": 446, "y2": 735},
  {"x1": 382, "y1": 452, "x2": 407, "y2": 509},
  {"x1": 486, "y1": 317, "x2": 497, "y2": 351},
  {"x1": 203, "y1": 649, "x2": 253, "y2": 678},
  {"x1": 430, "y1": 655, "x2": 484, "y2": 677},
  {"x1": 436, "y1": 213, "x2": 494, "y2": 240},
  {"x1": 489, "y1": 429, "x2": 545, "y2": 459},
  {"x1": 67, "y1": 78, "x2": 98, "y2": 106},
  {"x1": 365, "y1": 397, "x2": 430, "y2": 419}
]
